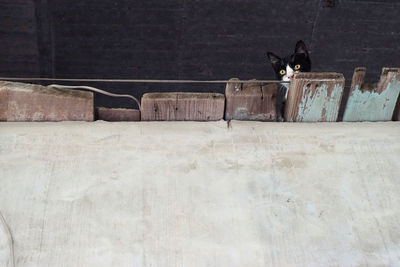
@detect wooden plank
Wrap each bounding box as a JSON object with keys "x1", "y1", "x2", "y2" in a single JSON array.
[
  {"x1": 0, "y1": 81, "x2": 93, "y2": 121},
  {"x1": 141, "y1": 92, "x2": 224, "y2": 121},
  {"x1": 225, "y1": 78, "x2": 277, "y2": 121},
  {"x1": 141, "y1": 93, "x2": 176, "y2": 121},
  {"x1": 176, "y1": 93, "x2": 225, "y2": 121},
  {"x1": 343, "y1": 67, "x2": 400, "y2": 122},
  {"x1": 284, "y1": 72, "x2": 345, "y2": 122},
  {"x1": 96, "y1": 107, "x2": 140, "y2": 121}
]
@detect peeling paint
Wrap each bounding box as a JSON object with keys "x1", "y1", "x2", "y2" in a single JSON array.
[
  {"x1": 343, "y1": 79, "x2": 400, "y2": 122},
  {"x1": 294, "y1": 83, "x2": 343, "y2": 122}
]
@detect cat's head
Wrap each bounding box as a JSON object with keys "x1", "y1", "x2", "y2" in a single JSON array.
[{"x1": 267, "y1": 40, "x2": 311, "y2": 81}]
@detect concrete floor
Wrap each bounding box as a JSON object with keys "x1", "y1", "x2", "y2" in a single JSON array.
[{"x1": 0, "y1": 121, "x2": 400, "y2": 266}]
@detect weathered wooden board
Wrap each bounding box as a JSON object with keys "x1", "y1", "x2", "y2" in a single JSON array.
[
  {"x1": 225, "y1": 78, "x2": 277, "y2": 121},
  {"x1": 141, "y1": 92, "x2": 225, "y2": 121},
  {"x1": 343, "y1": 67, "x2": 400, "y2": 122},
  {"x1": 0, "y1": 81, "x2": 94, "y2": 122},
  {"x1": 96, "y1": 107, "x2": 140, "y2": 121},
  {"x1": 141, "y1": 93, "x2": 176, "y2": 121},
  {"x1": 284, "y1": 72, "x2": 345, "y2": 122}
]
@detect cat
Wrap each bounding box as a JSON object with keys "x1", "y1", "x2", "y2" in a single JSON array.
[
  {"x1": 267, "y1": 40, "x2": 311, "y2": 98},
  {"x1": 267, "y1": 40, "x2": 311, "y2": 120}
]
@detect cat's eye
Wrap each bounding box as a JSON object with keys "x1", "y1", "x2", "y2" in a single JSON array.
[
  {"x1": 294, "y1": 64, "x2": 301, "y2": 70},
  {"x1": 279, "y1": 70, "x2": 286, "y2": 75}
]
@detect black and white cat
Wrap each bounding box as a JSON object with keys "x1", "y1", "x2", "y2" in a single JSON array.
[
  {"x1": 267, "y1": 40, "x2": 311, "y2": 121},
  {"x1": 267, "y1": 40, "x2": 311, "y2": 99}
]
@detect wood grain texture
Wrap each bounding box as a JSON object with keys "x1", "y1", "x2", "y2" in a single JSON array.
[
  {"x1": 96, "y1": 107, "x2": 140, "y2": 121},
  {"x1": 0, "y1": 81, "x2": 93, "y2": 121},
  {"x1": 225, "y1": 78, "x2": 277, "y2": 121},
  {"x1": 343, "y1": 67, "x2": 400, "y2": 122},
  {"x1": 141, "y1": 92, "x2": 224, "y2": 121},
  {"x1": 284, "y1": 72, "x2": 345, "y2": 122}
]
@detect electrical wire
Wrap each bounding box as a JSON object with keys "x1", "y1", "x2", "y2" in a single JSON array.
[{"x1": 48, "y1": 84, "x2": 141, "y2": 109}]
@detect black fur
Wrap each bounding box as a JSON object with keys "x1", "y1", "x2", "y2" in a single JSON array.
[{"x1": 267, "y1": 40, "x2": 311, "y2": 80}]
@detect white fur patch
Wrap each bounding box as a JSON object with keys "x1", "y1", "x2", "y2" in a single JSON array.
[
  {"x1": 281, "y1": 82, "x2": 290, "y2": 99},
  {"x1": 282, "y1": 65, "x2": 294, "y2": 82},
  {"x1": 282, "y1": 64, "x2": 294, "y2": 99},
  {"x1": 281, "y1": 64, "x2": 301, "y2": 99}
]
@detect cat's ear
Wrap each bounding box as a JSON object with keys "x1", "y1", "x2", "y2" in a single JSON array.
[
  {"x1": 267, "y1": 52, "x2": 281, "y2": 65},
  {"x1": 295, "y1": 40, "x2": 309, "y2": 57}
]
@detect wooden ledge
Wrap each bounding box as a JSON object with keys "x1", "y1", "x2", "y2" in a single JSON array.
[{"x1": 141, "y1": 92, "x2": 224, "y2": 121}]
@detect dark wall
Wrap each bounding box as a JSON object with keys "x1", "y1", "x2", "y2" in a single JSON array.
[
  {"x1": 1, "y1": 0, "x2": 400, "y2": 108},
  {"x1": 0, "y1": 0, "x2": 40, "y2": 77}
]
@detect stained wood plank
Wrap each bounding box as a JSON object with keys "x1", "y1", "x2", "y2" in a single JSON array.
[
  {"x1": 141, "y1": 93, "x2": 176, "y2": 121},
  {"x1": 225, "y1": 78, "x2": 277, "y2": 121},
  {"x1": 0, "y1": 81, "x2": 93, "y2": 122},
  {"x1": 284, "y1": 72, "x2": 345, "y2": 122},
  {"x1": 343, "y1": 67, "x2": 400, "y2": 122},
  {"x1": 96, "y1": 107, "x2": 140, "y2": 121},
  {"x1": 141, "y1": 92, "x2": 224, "y2": 121}
]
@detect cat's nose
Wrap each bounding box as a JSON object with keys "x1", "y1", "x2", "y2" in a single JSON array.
[{"x1": 288, "y1": 75, "x2": 293, "y2": 80}]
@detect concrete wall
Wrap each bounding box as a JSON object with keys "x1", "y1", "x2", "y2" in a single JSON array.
[{"x1": 1, "y1": 121, "x2": 400, "y2": 266}]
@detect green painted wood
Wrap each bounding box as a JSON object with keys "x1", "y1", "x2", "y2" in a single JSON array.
[
  {"x1": 343, "y1": 67, "x2": 400, "y2": 122},
  {"x1": 284, "y1": 73, "x2": 345, "y2": 122}
]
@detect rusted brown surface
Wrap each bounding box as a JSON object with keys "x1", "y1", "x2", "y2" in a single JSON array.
[
  {"x1": 377, "y1": 68, "x2": 400, "y2": 94},
  {"x1": 284, "y1": 72, "x2": 345, "y2": 122},
  {"x1": 349, "y1": 67, "x2": 376, "y2": 94},
  {"x1": 141, "y1": 92, "x2": 224, "y2": 121},
  {"x1": 96, "y1": 107, "x2": 140, "y2": 121},
  {"x1": 359, "y1": 83, "x2": 376, "y2": 93},
  {"x1": 225, "y1": 78, "x2": 277, "y2": 121},
  {"x1": 0, "y1": 89, "x2": 9, "y2": 121},
  {"x1": 0, "y1": 81, "x2": 94, "y2": 121},
  {"x1": 350, "y1": 67, "x2": 367, "y2": 92}
]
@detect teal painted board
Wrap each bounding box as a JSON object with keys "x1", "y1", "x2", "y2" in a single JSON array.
[
  {"x1": 343, "y1": 67, "x2": 400, "y2": 122},
  {"x1": 284, "y1": 72, "x2": 345, "y2": 122}
]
